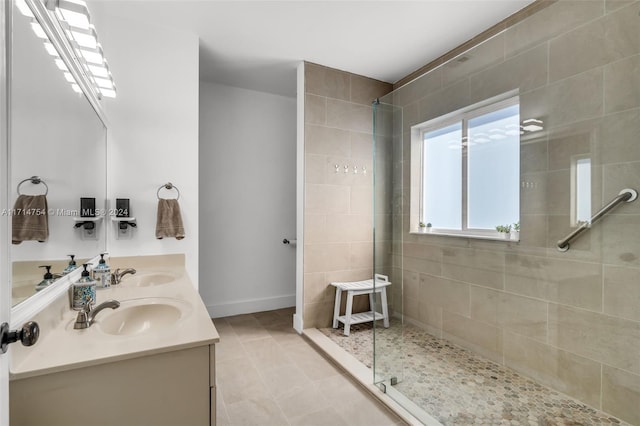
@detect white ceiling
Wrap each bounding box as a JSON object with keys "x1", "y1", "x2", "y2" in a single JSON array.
[{"x1": 95, "y1": 1, "x2": 534, "y2": 98}]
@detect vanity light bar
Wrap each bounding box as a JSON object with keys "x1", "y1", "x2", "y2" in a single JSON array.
[
  {"x1": 87, "y1": 63, "x2": 109, "y2": 78},
  {"x1": 78, "y1": 45, "x2": 105, "y2": 65},
  {"x1": 18, "y1": 1, "x2": 110, "y2": 97},
  {"x1": 94, "y1": 77, "x2": 113, "y2": 89},
  {"x1": 53, "y1": 0, "x2": 117, "y2": 99},
  {"x1": 18, "y1": 0, "x2": 117, "y2": 99},
  {"x1": 66, "y1": 25, "x2": 99, "y2": 50},
  {"x1": 27, "y1": 17, "x2": 82, "y2": 94},
  {"x1": 99, "y1": 88, "x2": 116, "y2": 98},
  {"x1": 54, "y1": 0, "x2": 91, "y2": 30}
]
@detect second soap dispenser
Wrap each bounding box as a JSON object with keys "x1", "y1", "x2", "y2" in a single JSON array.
[
  {"x1": 62, "y1": 254, "x2": 78, "y2": 275},
  {"x1": 93, "y1": 253, "x2": 111, "y2": 289}
]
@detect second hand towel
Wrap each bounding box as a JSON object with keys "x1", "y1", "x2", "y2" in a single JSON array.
[{"x1": 156, "y1": 198, "x2": 185, "y2": 240}]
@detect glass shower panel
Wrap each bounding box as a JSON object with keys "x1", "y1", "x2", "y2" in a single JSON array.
[
  {"x1": 372, "y1": 99, "x2": 405, "y2": 388},
  {"x1": 370, "y1": 1, "x2": 640, "y2": 424}
]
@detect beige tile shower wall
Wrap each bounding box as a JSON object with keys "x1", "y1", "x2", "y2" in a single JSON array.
[
  {"x1": 392, "y1": 2, "x2": 640, "y2": 424},
  {"x1": 303, "y1": 63, "x2": 392, "y2": 328}
]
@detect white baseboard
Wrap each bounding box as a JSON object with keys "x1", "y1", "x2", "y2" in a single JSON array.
[
  {"x1": 207, "y1": 293, "x2": 295, "y2": 318},
  {"x1": 293, "y1": 313, "x2": 304, "y2": 334}
]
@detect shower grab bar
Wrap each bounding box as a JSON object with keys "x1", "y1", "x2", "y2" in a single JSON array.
[{"x1": 557, "y1": 188, "x2": 637, "y2": 252}]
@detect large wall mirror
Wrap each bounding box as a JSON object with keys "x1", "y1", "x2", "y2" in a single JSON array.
[{"x1": 9, "y1": 0, "x2": 107, "y2": 307}]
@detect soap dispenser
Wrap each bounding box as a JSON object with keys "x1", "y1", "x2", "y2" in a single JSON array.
[
  {"x1": 70, "y1": 263, "x2": 96, "y2": 310},
  {"x1": 93, "y1": 253, "x2": 111, "y2": 289},
  {"x1": 35, "y1": 265, "x2": 55, "y2": 292},
  {"x1": 62, "y1": 254, "x2": 78, "y2": 275}
]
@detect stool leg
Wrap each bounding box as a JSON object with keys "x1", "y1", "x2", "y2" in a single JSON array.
[
  {"x1": 344, "y1": 291, "x2": 354, "y2": 336},
  {"x1": 381, "y1": 287, "x2": 389, "y2": 328},
  {"x1": 332, "y1": 288, "x2": 342, "y2": 329},
  {"x1": 368, "y1": 292, "x2": 375, "y2": 315}
]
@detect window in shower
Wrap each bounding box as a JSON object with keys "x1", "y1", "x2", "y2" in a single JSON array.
[
  {"x1": 422, "y1": 121, "x2": 463, "y2": 230},
  {"x1": 415, "y1": 95, "x2": 520, "y2": 239}
]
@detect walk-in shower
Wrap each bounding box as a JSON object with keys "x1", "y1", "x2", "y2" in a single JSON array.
[{"x1": 363, "y1": 1, "x2": 640, "y2": 424}]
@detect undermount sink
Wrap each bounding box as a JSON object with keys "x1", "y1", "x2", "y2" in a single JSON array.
[
  {"x1": 128, "y1": 273, "x2": 178, "y2": 287},
  {"x1": 96, "y1": 298, "x2": 190, "y2": 336}
]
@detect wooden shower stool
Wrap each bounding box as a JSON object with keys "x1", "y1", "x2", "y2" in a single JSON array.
[{"x1": 331, "y1": 274, "x2": 391, "y2": 336}]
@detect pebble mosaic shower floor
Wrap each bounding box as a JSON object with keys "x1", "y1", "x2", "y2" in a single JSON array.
[{"x1": 320, "y1": 320, "x2": 628, "y2": 426}]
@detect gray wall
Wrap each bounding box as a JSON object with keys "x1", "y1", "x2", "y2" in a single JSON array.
[{"x1": 199, "y1": 82, "x2": 296, "y2": 317}]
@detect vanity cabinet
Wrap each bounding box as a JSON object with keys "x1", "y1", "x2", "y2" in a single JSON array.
[
  {"x1": 9, "y1": 255, "x2": 220, "y2": 425},
  {"x1": 10, "y1": 343, "x2": 217, "y2": 426}
]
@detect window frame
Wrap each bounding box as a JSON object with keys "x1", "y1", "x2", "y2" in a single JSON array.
[{"x1": 411, "y1": 93, "x2": 520, "y2": 241}]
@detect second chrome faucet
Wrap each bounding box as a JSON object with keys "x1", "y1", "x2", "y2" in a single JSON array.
[{"x1": 111, "y1": 268, "x2": 136, "y2": 285}]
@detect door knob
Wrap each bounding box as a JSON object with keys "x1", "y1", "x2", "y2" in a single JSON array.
[{"x1": 0, "y1": 321, "x2": 40, "y2": 354}]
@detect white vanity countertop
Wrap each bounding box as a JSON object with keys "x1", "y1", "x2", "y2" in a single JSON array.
[{"x1": 10, "y1": 254, "x2": 219, "y2": 380}]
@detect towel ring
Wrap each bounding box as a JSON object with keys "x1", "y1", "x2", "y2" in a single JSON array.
[
  {"x1": 157, "y1": 182, "x2": 180, "y2": 200},
  {"x1": 17, "y1": 176, "x2": 48, "y2": 196}
]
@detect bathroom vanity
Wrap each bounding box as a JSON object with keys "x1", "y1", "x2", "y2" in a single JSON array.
[{"x1": 9, "y1": 254, "x2": 219, "y2": 426}]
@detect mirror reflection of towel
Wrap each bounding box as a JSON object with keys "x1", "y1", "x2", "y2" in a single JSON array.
[
  {"x1": 12, "y1": 194, "x2": 49, "y2": 244},
  {"x1": 156, "y1": 198, "x2": 185, "y2": 240}
]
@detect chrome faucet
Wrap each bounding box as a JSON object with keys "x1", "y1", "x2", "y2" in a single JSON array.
[
  {"x1": 111, "y1": 268, "x2": 137, "y2": 284},
  {"x1": 74, "y1": 300, "x2": 120, "y2": 329}
]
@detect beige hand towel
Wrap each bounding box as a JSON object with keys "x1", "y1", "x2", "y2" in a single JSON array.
[
  {"x1": 156, "y1": 198, "x2": 185, "y2": 240},
  {"x1": 12, "y1": 194, "x2": 49, "y2": 244}
]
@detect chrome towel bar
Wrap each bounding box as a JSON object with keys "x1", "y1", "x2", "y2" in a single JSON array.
[
  {"x1": 557, "y1": 188, "x2": 637, "y2": 252},
  {"x1": 157, "y1": 182, "x2": 180, "y2": 200}
]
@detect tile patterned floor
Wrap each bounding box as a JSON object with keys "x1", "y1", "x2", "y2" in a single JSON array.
[
  {"x1": 213, "y1": 308, "x2": 405, "y2": 426},
  {"x1": 320, "y1": 320, "x2": 629, "y2": 426}
]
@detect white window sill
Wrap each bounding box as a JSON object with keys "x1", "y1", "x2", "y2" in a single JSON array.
[{"x1": 410, "y1": 230, "x2": 519, "y2": 242}]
